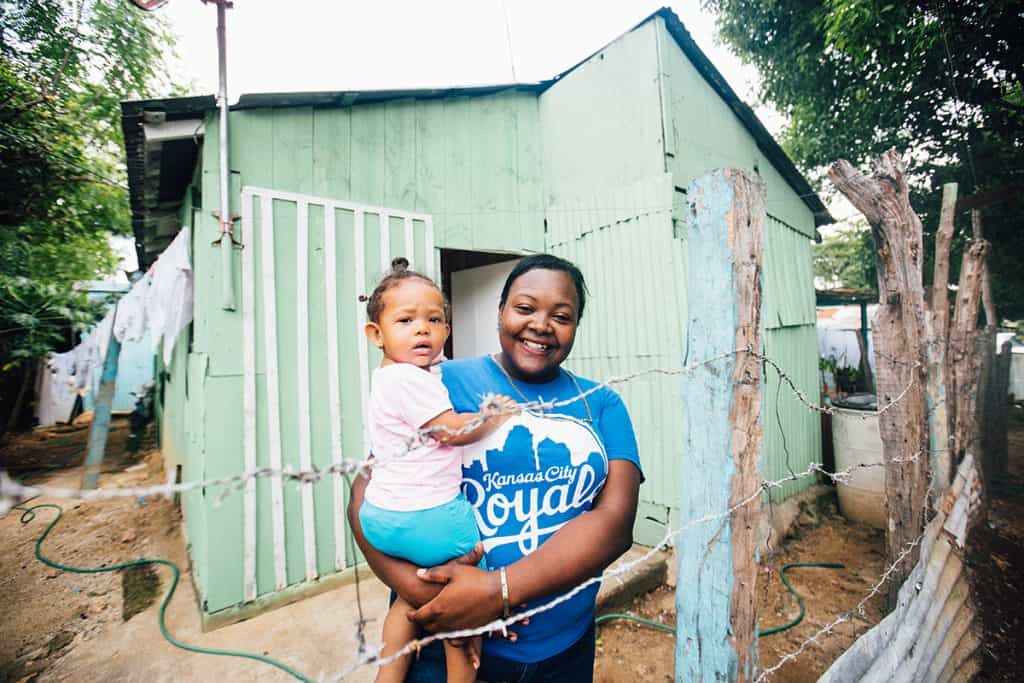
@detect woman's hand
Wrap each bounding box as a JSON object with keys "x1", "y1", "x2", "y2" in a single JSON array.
[
  {"x1": 408, "y1": 461, "x2": 640, "y2": 634},
  {"x1": 347, "y1": 471, "x2": 483, "y2": 607},
  {"x1": 406, "y1": 563, "x2": 503, "y2": 632}
]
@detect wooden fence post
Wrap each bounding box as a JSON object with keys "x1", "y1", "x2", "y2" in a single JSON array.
[
  {"x1": 970, "y1": 208, "x2": 1000, "y2": 488},
  {"x1": 948, "y1": 241, "x2": 990, "y2": 468},
  {"x1": 676, "y1": 168, "x2": 765, "y2": 683},
  {"x1": 828, "y1": 150, "x2": 930, "y2": 605},
  {"x1": 924, "y1": 183, "x2": 956, "y2": 499}
]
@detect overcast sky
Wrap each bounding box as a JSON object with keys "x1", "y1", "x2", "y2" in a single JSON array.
[{"x1": 159, "y1": 0, "x2": 784, "y2": 133}]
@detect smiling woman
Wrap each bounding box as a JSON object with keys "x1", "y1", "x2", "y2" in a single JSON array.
[
  {"x1": 348, "y1": 253, "x2": 644, "y2": 683},
  {"x1": 495, "y1": 256, "x2": 586, "y2": 383}
]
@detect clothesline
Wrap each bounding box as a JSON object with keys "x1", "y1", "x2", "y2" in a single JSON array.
[{"x1": 37, "y1": 227, "x2": 193, "y2": 416}]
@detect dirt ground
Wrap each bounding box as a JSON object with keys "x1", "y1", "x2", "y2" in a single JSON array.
[
  {"x1": 594, "y1": 507, "x2": 886, "y2": 682},
  {"x1": 966, "y1": 410, "x2": 1024, "y2": 682},
  {"x1": 0, "y1": 420, "x2": 175, "y2": 683},
  {"x1": 0, "y1": 420, "x2": 384, "y2": 683},
  {"x1": 594, "y1": 408, "x2": 1024, "y2": 682}
]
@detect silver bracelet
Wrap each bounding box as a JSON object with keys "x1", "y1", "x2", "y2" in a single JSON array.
[{"x1": 499, "y1": 566, "x2": 511, "y2": 618}]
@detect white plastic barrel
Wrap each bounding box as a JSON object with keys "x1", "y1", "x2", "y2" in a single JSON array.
[{"x1": 830, "y1": 397, "x2": 886, "y2": 529}]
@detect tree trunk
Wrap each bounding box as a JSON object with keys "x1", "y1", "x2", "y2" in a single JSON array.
[
  {"x1": 828, "y1": 150, "x2": 930, "y2": 607},
  {"x1": 971, "y1": 209, "x2": 1000, "y2": 489},
  {"x1": 2, "y1": 364, "x2": 36, "y2": 441},
  {"x1": 972, "y1": 210, "x2": 996, "y2": 328}
]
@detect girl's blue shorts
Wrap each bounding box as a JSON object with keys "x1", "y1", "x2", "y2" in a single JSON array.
[{"x1": 359, "y1": 493, "x2": 484, "y2": 568}]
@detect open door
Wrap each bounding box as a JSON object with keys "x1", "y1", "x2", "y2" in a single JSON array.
[{"x1": 441, "y1": 249, "x2": 521, "y2": 360}]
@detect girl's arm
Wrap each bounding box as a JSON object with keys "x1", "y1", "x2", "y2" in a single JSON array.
[
  {"x1": 346, "y1": 471, "x2": 483, "y2": 608},
  {"x1": 407, "y1": 459, "x2": 642, "y2": 632},
  {"x1": 422, "y1": 395, "x2": 516, "y2": 446}
]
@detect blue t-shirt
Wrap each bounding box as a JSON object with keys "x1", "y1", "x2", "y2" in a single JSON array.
[{"x1": 440, "y1": 356, "x2": 642, "y2": 663}]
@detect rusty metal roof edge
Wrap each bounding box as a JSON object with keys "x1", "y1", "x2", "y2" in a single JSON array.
[
  {"x1": 121, "y1": 97, "x2": 212, "y2": 269},
  {"x1": 232, "y1": 83, "x2": 549, "y2": 110}
]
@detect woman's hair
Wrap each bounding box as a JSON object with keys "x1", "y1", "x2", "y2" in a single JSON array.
[
  {"x1": 364, "y1": 257, "x2": 446, "y2": 323},
  {"x1": 499, "y1": 254, "x2": 588, "y2": 320}
]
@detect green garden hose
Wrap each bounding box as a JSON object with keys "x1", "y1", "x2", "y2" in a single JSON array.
[
  {"x1": 595, "y1": 612, "x2": 674, "y2": 632},
  {"x1": 594, "y1": 562, "x2": 845, "y2": 638},
  {"x1": 16, "y1": 503, "x2": 313, "y2": 682},
  {"x1": 758, "y1": 562, "x2": 845, "y2": 637}
]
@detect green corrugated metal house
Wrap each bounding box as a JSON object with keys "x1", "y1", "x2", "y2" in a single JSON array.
[{"x1": 122, "y1": 7, "x2": 832, "y2": 624}]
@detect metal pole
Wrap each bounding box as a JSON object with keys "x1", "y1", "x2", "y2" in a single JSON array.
[
  {"x1": 216, "y1": 0, "x2": 236, "y2": 311},
  {"x1": 83, "y1": 305, "x2": 123, "y2": 490}
]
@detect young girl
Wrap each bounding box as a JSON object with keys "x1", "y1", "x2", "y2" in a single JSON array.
[{"x1": 360, "y1": 258, "x2": 514, "y2": 683}]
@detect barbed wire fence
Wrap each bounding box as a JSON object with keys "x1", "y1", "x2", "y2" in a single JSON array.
[{"x1": 0, "y1": 346, "x2": 929, "y2": 682}]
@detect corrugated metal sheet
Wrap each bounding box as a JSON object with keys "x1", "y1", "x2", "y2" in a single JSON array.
[
  {"x1": 818, "y1": 454, "x2": 982, "y2": 682},
  {"x1": 763, "y1": 216, "x2": 816, "y2": 329},
  {"x1": 762, "y1": 324, "x2": 822, "y2": 502},
  {"x1": 656, "y1": 19, "x2": 825, "y2": 238},
  {"x1": 549, "y1": 174, "x2": 687, "y2": 524}
]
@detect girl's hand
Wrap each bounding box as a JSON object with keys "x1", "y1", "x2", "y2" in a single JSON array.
[
  {"x1": 407, "y1": 564, "x2": 503, "y2": 632},
  {"x1": 453, "y1": 542, "x2": 485, "y2": 567},
  {"x1": 482, "y1": 393, "x2": 518, "y2": 418}
]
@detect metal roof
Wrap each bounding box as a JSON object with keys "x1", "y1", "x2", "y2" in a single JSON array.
[
  {"x1": 121, "y1": 7, "x2": 833, "y2": 265},
  {"x1": 121, "y1": 96, "x2": 213, "y2": 267}
]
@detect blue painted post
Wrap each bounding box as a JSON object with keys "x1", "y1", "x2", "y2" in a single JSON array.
[
  {"x1": 676, "y1": 169, "x2": 766, "y2": 682},
  {"x1": 82, "y1": 308, "x2": 122, "y2": 490}
]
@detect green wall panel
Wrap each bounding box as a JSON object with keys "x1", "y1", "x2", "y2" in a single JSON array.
[
  {"x1": 762, "y1": 324, "x2": 822, "y2": 502},
  {"x1": 655, "y1": 17, "x2": 816, "y2": 238},
  {"x1": 183, "y1": 352, "x2": 209, "y2": 606},
  {"x1": 763, "y1": 216, "x2": 817, "y2": 329},
  {"x1": 539, "y1": 20, "x2": 665, "y2": 208},
  {"x1": 200, "y1": 374, "x2": 245, "y2": 612}
]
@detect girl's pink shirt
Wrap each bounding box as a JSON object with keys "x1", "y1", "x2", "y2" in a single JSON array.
[{"x1": 364, "y1": 363, "x2": 464, "y2": 512}]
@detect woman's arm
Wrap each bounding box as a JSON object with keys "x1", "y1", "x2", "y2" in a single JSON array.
[
  {"x1": 346, "y1": 471, "x2": 483, "y2": 608},
  {"x1": 408, "y1": 459, "x2": 642, "y2": 632}
]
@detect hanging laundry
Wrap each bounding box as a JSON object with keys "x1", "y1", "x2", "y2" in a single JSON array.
[
  {"x1": 58, "y1": 226, "x2": 192, "y2": 403},
  {"x1": 34, "y1": 351, "x2": 78, "y2": 426},
  {"x1": 112, "y1": 273, "x2": 151, "y2": 344},
  {"x1": 71, "y1": 308, "x2": 114, "y2": 395},
  {"x1": 147, "y1": 227, "x2": 193, "y2": 365}
]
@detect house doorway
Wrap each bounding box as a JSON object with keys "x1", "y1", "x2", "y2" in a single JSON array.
[{"x1": 440, "y1": 249, "x2": 521, "y2": 360}]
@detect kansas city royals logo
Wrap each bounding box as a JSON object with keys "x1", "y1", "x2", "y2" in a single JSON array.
[{"x1": 462, "y1": 412, "x2": 608, "y2": 562}]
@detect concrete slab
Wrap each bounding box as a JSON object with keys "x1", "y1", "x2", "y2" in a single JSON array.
[
  {"x1": 45, "y1": 555, "x2": 389, "y2": 683},
  {"x1": 597, "y1": 544, "x2": 669, "y2": 613}
]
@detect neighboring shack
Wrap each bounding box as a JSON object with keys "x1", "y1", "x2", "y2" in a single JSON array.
[{"x1": 121, "y1": 7, "x2": 833, "y2": 623}]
